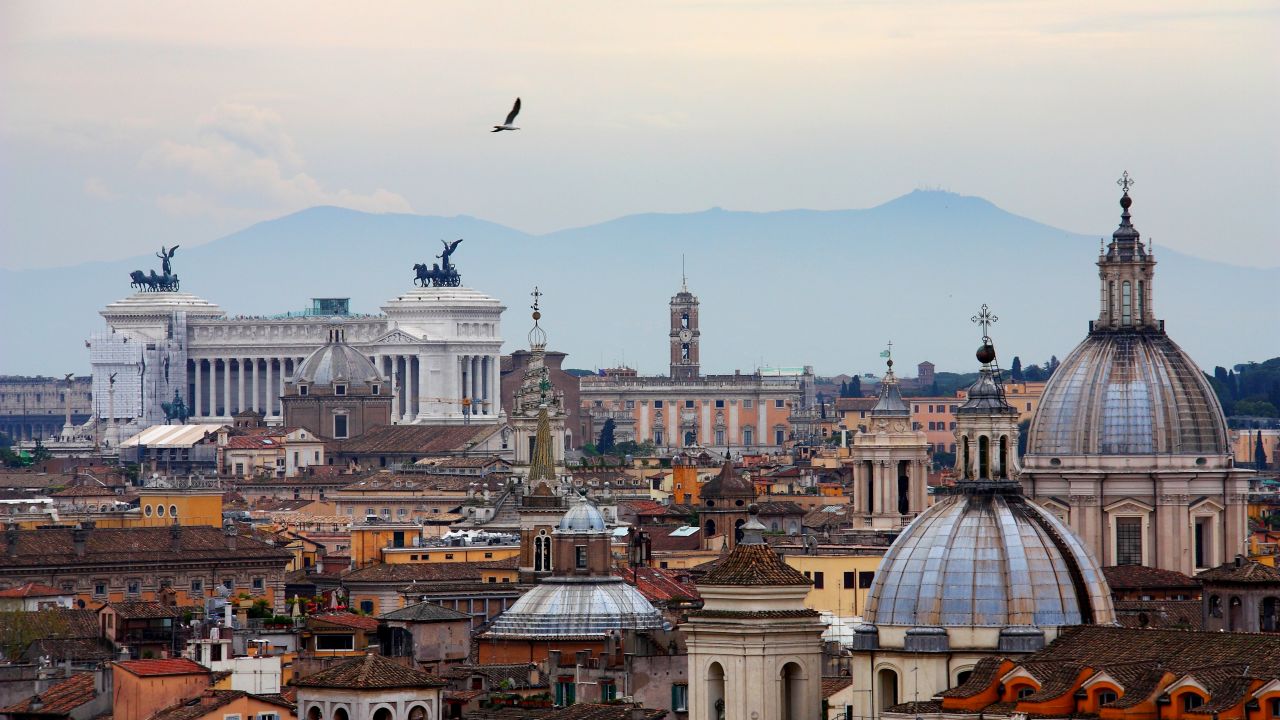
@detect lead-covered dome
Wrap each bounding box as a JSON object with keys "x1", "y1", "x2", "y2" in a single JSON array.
[
  {"x1": 1027, "y1": 332, "x2": 1229, "y2": 457},
  {"x1": 558, "y1": 502, "x2": 607, "y2": 533},
  {"x1": 295, "y1": 327, "x2": 382, "y2": 389},
  {"x1": 865, "y1": 489, "x2": 1114, "y2": 628},
  {"x1": 484, "y1": 577, "x2": 665, "y2": 636}
]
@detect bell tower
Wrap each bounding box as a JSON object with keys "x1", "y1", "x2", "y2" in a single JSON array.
[
  {"x1": 670, "y1": 270, "x2": 701, "y2": 380},
  {"x1": 1096, "y1": 171, "x2": 1158, "y2": 332}
]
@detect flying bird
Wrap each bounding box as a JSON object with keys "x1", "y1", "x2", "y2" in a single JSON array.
[{"x1": 491, "y1": 97, "x2": 521, "y2": 132}]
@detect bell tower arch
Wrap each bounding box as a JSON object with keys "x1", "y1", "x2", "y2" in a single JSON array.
[{"x1": 670, "y1": 272, "x2": 701, "y2": 379}]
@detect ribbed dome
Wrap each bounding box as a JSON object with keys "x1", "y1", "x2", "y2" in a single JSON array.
[
  {"x1": 557, "y1": 502, "x2": 607, "y2": 533},
  {"x1": 865, "y1": 489, "x2": 1114, "y2": 628},
  {"x1": 484, "y1": 578, "x2": 664, "y2": 636},
  {"x1": 295, "y1": 329, "x2": 382, "y2": 388},
  {"x1": 1027, "y1": 331, "x2": 1228, "y2": 457}
]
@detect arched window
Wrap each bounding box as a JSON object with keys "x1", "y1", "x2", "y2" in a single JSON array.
[
  {"x1": 955, "y1": 670, "x2": 972, "y2": 687},
  {"x1": 407, "y1": 706, "x2": 428, "y2": 720},
  {"x1": 780, "y1": 662, "x2": 803, "y2": 720},
  {"x1": 978, "y1": 435, "x2": 990, "y2": 479},
  {"x1": 998, "y1": 435, "x2": 1009, "y2": 479},
  {"x1": 704, "y1": 520, "x2": 716, "y2": 537},
  {"x1": 734, "y1": 519, "x2": 746, "y2": 544},
  {"x1": 1208, "y1": 594, "x2": 1222, "y2": 617},
  {"x1": 707, "y1": 662, "x2": 726, "y2": 720},
  {"x1": 372, "y1": 708, "x2": 393, "y2": 720},
  {"x1": 1108, "y1": 280, "x2": 1115, "y2": 321},
  {"x1": 334, "y1": 709, "x2": 350, "y2": 720},
  {"x1": 1136, "y1": 280, "x2": 1145, "y2": 321},
  {"x1": 962, "y1": 437, "x2": 971, "y2": 480},
  {"x1": 534, "y1": 532, "x2": 551, "y2": 572},
  {"x1": 877, "y1": 668, "x2": 899, "y2": 710},
  {"x1": 1121, "y1": 281, "x2": 1132, "y2": 326},
  {"x1": 1018, "y1": 686, "x2": 1036, "y2": 699},
  {"x1": 306, "y1": 707, "x2": 322, "y2": 720}
]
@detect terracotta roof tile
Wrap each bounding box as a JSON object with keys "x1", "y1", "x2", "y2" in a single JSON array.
[
  {"x1": 700, "y1": 461, "x2": 756, "y2": 499},
  {"x1": 1102, "y1": 565, "x2": 1199, "y2": 590},
  {"x1": 0, "y1": 526, "x2": 291, "y2": 568},
  {"x1": 615, "y1": 566, "x2": 701, "y2": 604},
  {"x1": 103, "y1": 601, "x2": 183, "y2": 620},
  {"x1": 294, "y1": 653, "x2": 446, "y2": 689},
  {"x1": 1197, "y1": 558, "x2": 1280, "y2": 584},
  {"x1": 941, "y1": 657, "x2": 1006, "y2": 698},
  {"x1": 449, "y1": 663, "x2": 545, "y2": 689},
  {"x1": 0, "y1": 581, "x2": 66, "y2": 598},
  {"x1": 0, "y1": 673, "x2": 97, "y2": 715},
  {"x1": 149, "y1": 690, "x2": 294, "y2": 720},
  {"x1": 309, "y1": 613, "x2": 380, "y2": 631},
  {"x1": 822, "y1": 677, "x2": 853, "y2": 698},
  {"x1": 332, "y1": 425, "x2": 501, "y2": 456},
  {"x1": 116, "y1": 658, "x2": 208, "y2": 677},
  {"x1": 342, "y1": 562, "x2": 491, "y2": 584},
  {"x1": 379, "y1": 601, "x2": 472, "y2": 623},
  {"x1": 697, "y1": 543, "x2": 810, "y2": 587},
  {"x1": 542, "y1": 704, "x2": 666, "y2": 720},
  {"x1": 1113, "y1": 599, "x2": 1203, "y2": 630}
]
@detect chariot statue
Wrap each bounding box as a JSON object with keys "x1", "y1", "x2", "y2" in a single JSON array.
[
  {"x1": 128, "y1": 245, "x2": 181, "y2": 292},
  {"x1": 413, "y1": 238, "x2": 464, "y2": 287}
]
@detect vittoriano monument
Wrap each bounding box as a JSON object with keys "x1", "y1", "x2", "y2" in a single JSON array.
[
  {"x1": 413, "y1": 238, "x2": 464, "y2": 287},
  {"x1": 129, "y1": 245, "x2": 180, "y2": 292}
]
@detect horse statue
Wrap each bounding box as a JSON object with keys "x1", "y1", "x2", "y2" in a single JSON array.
[
  {"x1": 161, "y1": 391, "x2": 189, "y2": 424},
  {"x1": 413, "y1": 262, "x2": 444, "y2": 287},
  {"x1": 130, "y1": 270, "x2": 149, "y2": 290},
  {"x1": 128, "y1": 245, "x2": 181, "y2": 292}
]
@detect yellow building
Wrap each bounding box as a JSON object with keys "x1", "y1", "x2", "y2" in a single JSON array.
[
  {"x1": 381, "y1": 545, "x2": 520, "y2": 564},
  {"x1": 783, "y1": 553, "x2": 883, "y2": 618},
  {"x1": 133, "y1": 489, "x2": 225, "y2": 528}
]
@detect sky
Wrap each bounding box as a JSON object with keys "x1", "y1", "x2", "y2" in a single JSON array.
[{"x1": 2, "y1": 1, "x2": 1278, "y2": 271}]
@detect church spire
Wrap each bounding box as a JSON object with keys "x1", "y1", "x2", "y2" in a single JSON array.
[
  {"x1": 528, "y1": 406, "x2": 556, "y2": 484},
  {"x1": 1096, "y1": 172, "x2": 1158, "y2": 332}
]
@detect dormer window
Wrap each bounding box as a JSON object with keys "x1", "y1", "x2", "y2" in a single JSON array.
[
  {"x1": 371, "y1": 384, "x2": 380, "y2": 396},
  {"x1": 335, "y1": 383, "x2": 347, "y2": 396},
  {"x1": 298, "y1": 384, "x2": 309, "y2": 396}
]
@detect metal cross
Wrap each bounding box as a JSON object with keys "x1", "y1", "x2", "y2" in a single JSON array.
[
  {"x1": 1117, "y1": 171, "x2": 1135, "y2": 193},
  {"x1": 530, "y1": 286, "x2": 542, "y2": 312},
  {"x1": 972, "y1": 304, "x2": 998, "y2": 341}
]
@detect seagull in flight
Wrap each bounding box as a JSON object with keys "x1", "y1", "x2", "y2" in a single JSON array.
[{"x1": 491, "y1": 97, "x2": 521, "y2": 132}]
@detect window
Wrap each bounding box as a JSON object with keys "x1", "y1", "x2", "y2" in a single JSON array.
[
  {"x1": 444, "y1": 553, "x2": 454, "y2": 560},
  {"x1": 157, "y1": 504, "x2": 165, "y2": 517},
  {"x1": 556, "y1": 681, "x2": 576, "y2": 706},
  {"x1": 144, "y1": 504, "x2": 153, "y2": 517},
  {"x1": 654, "y1": 430, "x2": 664, "y2": 446},
  {"x1": 484, "y1": 552, "x2": 493, "y2": 559},
  {"x1": 672, "y1": 683, "x2": 689, "y2": 712},
  {"x1": 335, "y1": 383, "x2": 347, "y2": 396},
  {"x1": 127, "y1": 580, "x2": 141, "y2": 596},
  {"x1": 625, "y1": 400, "x2": 635, "y2": 410},
  {"x1": 715, "y1": 399, "x2": 725, "y2": 408},
  {"x1": 601, "y1": 681, "x2": 617, "y2": 701},
  {"x1": 654, "y1": 400, "x2": 664, "y2": 408},
  {"x1": 371, "y1": 385, "x2": 379, "y2": 396},
  {"x1": 298, "y1": 384, "x2": 308, "y2": 396},
  {"x1": 258, "y1": 714, "x2": 280, "y2": 720},
  {"x1": 360, "y1": 600, "x2": 374, "y2": 614},
  {"x1": 744, "y1": 399, "x2": 753, "y2": 408},
  {"x1": 743, "y1": 427, "x2": 754, "y2": 446},
  {"x1": 316, "y1": 634, "x2": 355, "y2": 651},
  {"x1": 844, "y1": 571, "x2": 855, "y2": 589},
  {"x1": 858, "y1": 571, "x2": 875, "y2": 588},
  {"x1": 61, "y1": 581, "x2": 75, "y2": 593},
  {"x1": 715, "y1": 429, "x2": 725, "y2": 445},
  {"x1": 775, "y1": 427, "x2": 785, "y2": 445},
  {"x1": 1017, "y1": 687, "x2": 1035, "y2": 699},
  {"x1": 333, "y1": 413, "x2": 349, "y2": 439},
  {"x1": 1097, "y1": 690, "x2": 1118, "y2": 707},
  {"x1": 252, "y1": 577, "x2": 264, "y2": 591},
  {"x1": 685, "y1": 400, "x2": 695, "y2": 409},
  {"x1": 950, "y1": 405, "x2": 958, "y2": 413},
  {"x1": 224, "y1": 715, "x2": 242, "y2": 720},
  {"x1": 93, "y1": 582, "x2": 106, "y2": 597},
  {"x1": 1182, "y1": 694, "x2": 1205, "y2": 712},
  {"x1": 576, "y1": 545, "x2": 588, "y2": 569},
  {"x1": 223, "y1": 578, "x2": 234, "y2": 590},
  {"x1": 234, "y1": 463, "x2": 244, "y2": 475},
  {"x1": 775, "y1": 399, "x2": 784, "y2": 408},
  {"x1": 1116, "y1": 517, "x2": 1143, "y2": 565},
  {"x1": 812, "y1": 571, "x2": 824, "y2": 589},
  {"x1": 1268, "y1": 698, "x2": 1279, "y2": 719},
  {"x1": 170, "y1": 504, "x2": 178, "y2": 517}
]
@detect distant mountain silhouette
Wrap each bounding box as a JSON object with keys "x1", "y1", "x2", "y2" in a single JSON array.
[{"x1": 2, "y1": 191, "x2": 1272, "y2": 377}]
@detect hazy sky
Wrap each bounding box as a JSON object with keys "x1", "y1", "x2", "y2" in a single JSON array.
[{"x1": 2, "y1": 1, "x2": 1277, "y2": 270}]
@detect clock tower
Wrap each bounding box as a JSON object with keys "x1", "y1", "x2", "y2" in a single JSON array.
[{"x1": 669, "y1": 276, "x2": 700, "y2": 380}]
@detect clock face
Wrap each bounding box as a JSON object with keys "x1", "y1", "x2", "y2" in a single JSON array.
[{"x1": 678, "y1": 328, "x2": 693, "y2": 342}]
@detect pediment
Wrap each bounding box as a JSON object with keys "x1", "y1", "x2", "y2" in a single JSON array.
[
  {"x1": 1104, "y1": 497, "x2": 1154, "y2": 514},
  {"x1": 371, "y1": 328, "x2": 423, "y2": 345}
]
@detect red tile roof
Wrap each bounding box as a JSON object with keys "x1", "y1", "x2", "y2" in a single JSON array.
[
  {"x1": 697, "y1": 543, "x2": 810, "y2": 587},
  {"x1": 342, "y1": 561, "x2": 493, "y2": 584},
  {"x1": 294, "y1": 653, "x2": 446, "y2": 689},
  {"x1": 102, "y1": 601, "x2": 183, "y2": 620},
  {"x1": 822, "y1": 677, "x2": 853, "y2": 698},
  {"x1": 1102, "y1": 564, "x2": 1199, "y2": 590},
  {"x1": 332, "y1": 424, "x2": 501, "y2": 456},
  {"x1": 0, "y1": 673, "x2": 97, "y2": 715},
  {"x1": 310, "y1": 613, "x2": 380, "y2": 631},
  {"x1": 0, "y1": 525, "x2": 291, "y2": 568},
  {"x1": 0, "y1": 581, "x2": 66, "y2": 598},
  {"x1": 115, "y1": 658, "x2": 208, "y2": 677},
  {"x1": 223, "y1": 434, "x2": 284, "y2": 449},
  {"x1": 1197, "y1": 558, "x2": 1280, "y2": 584},
  {"x1": 615, "y1": 566, "x2": 701, "y2": 604},
  {"x1": 149, "y1": 690, "x2": 295, "y2": 720}
]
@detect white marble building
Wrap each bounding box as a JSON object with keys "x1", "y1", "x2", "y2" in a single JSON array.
[{"x1": 89, "y1": 286, "x2": 505, "y2": 439}]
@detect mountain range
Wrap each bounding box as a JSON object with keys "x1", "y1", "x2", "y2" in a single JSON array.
[{"x1": 2, "y1": 190, "x2": 1273, "y2": 378}]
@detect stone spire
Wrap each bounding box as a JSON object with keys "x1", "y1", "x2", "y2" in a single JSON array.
[
  {"x1": 954, "y1": 305, "x2": 1021, "y2": 482},
  {"x1": 872, "y1": 351, "x2": 910, "y2": 417},
  {"x1": 528, "y1": 406, "x2": 556, "y2": 484}
]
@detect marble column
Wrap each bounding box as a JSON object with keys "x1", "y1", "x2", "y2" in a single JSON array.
[
  {"x1": 237, "y1": 359, "x2": 246, "y2": 416},
  {"x1": 222, "y1": 358, "x2": 231, "y2": 417},
  {"x1": 265, "y1": 358, "x2": 274, "y2": 418},
  {"x1": 193, "y1": 359, "x2": 203, "y2": 418},
  {"x1": 390, "y1": 356, "x2": 401, "y2": 422},
  {"x1": 250, "y1": 359, "x2": 259, "y2": 414},
  {"x1": 416, "y1": 355, "x2": 429, "y2": 422}
]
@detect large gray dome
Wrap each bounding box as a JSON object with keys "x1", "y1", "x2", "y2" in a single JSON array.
[
  {"x1": 485, "y1": 578, "x2": 664, "y2": 637},
  {"x1": 295, "y1": 329, "x2": 382, "y2": 388},
  {"x1": 1027, "y1": 331, "x2": 1228, "y2": 457},
  {"x1": 865, "y1": 489, "x2": 1114, "y2": 628}
]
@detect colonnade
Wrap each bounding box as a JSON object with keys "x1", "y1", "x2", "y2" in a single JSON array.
[
  {"x1": 187, "y1": 352, "x2": 500, "y2": 422},
  {"x1": 188, "y1": 356, "x2": 305, "y2": 420}
]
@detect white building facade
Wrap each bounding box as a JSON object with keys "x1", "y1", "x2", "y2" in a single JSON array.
[{"x1": 89, "y1": 286, "x2": 505, "y2": 439}]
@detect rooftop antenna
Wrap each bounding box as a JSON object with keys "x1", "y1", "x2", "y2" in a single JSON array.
[{"x1": 681, "y1": 255, "x2": 687, "y2": 292}]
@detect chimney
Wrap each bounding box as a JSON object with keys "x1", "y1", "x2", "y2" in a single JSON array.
[
  {"x1": 72, "y1": 523, "x2": 89, "y2": 557},
  {"x1": 117, "y1": 646, "x2": 131, "y2": 661},
  {"x1": 528, "y1": 663, "x2": 540, "y2": 687},
  {"x1": 223, "y1": 521, "x2": 238, "y2": 551},
  {"x1": 170, "y1": 519, "x2": 182, "y2": 552},
  {"x1": 5, "y1": 524, "x2": 17, "y2": 558},
  {"x1": 1234, "y1": 554, "x2": 1244, "y2": 567}
]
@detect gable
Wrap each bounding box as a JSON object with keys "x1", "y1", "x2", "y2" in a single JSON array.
[{"x1": 372, "y1": 328, "x2": 422, "y2": 345}]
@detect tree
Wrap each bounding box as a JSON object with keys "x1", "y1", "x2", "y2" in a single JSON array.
[
  {"x1": 0, "y1": 609, "x2": 68, "y2": 660},
  {"x1": 849, "y1": 376, "x2": 861, "y2": 398},
  {"x1": 1234, "y1": 400, "x2": 1279, "y2": 418},
  {"x1": 1023, "y1": 364, "x2": 1046, "y2": 382},
  {"x1": 839, "y1": 381, "x2": 849, "y2": 398},
  {"x1": 597, "y1": 419, "x2": 616, "y2": 454},
  {"x1": 817, "y1": 393, "x2": 827, "y2": 419},
  {"x1": 1256, "y1": 431, "x2": 1269, "y2": 470},
  {"x1": 1016, "y1": 419, "x2": 1031, "y2": 458},
  {"x1": 1047, "y1": 355, "x2": 1060, "y2": 377},
  {"x1": 1010, "y1": 357, "x2": 1024, "y2": 382}
]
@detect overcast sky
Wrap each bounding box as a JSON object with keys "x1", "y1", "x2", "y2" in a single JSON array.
[{"x1": 2, "y1": 1, "x2": 1277, "y2": 270}]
